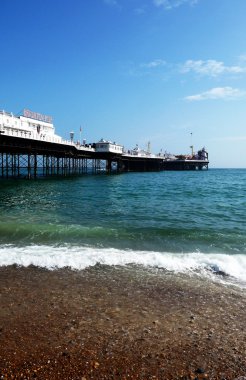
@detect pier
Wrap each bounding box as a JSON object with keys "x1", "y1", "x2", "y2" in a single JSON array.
[
  {"x1": 0, "y1": 109, "x2": 209, "y2": 178},
  {"x1": 0, "y1": 134, "x2": 209, "y2": 179}
]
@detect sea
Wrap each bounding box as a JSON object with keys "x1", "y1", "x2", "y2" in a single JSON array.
[{"x1": 0, "y1": 168, "x2": 246, "y2": 288}]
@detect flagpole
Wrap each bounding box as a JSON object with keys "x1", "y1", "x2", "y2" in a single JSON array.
[{"x1": 80, "y1": 125, "x2": 82, "y2": 145}]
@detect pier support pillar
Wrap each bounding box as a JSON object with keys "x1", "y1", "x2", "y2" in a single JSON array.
[{"x1": 106, "y1": 159, "x2": 111, "y2": 173}]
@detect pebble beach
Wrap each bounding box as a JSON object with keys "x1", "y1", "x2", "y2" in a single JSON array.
[{"x1": 0, "y1": 264, "x2": 245, "y2": 380}]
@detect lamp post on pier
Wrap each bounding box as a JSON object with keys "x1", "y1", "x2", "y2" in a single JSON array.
[
  {"x1": 190, "y1": 132, "x2": 194, "y2": 156},
  {"x1": 70, "y1": 131, "x2": 74, "y2": 144}
]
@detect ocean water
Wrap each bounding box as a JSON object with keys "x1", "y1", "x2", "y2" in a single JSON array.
[{"x1": 0, "y1": 169, "x2": 246, "y2": 287}]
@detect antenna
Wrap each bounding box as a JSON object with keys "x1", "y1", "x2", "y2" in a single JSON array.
[{"x1": 80, "y1": 125, "x2": 82, "y2": 145}]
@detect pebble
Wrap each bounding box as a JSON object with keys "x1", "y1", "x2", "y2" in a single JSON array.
[
  {"x1": 62, "y1": 351, "x2": 70, "y2": 358},
  {"x1": 152, "y1": 320, "x2": 159, "y2": 324},
  {"x1": 195, "y1": 367, "x2": 205, "y2": 374}
]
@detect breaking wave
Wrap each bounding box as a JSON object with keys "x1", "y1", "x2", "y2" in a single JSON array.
[{"x1": 1, "y1": 244, "x2": 246, "y2": 286}]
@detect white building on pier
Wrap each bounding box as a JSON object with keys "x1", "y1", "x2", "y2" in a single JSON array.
[{"x1": 0, "y1": 109, "x2": 62, "y2": 144}]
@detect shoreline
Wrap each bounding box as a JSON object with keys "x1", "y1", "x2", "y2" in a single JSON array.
[{"x1": 0, "y1": 264, "x2": 245, "y2": 379}]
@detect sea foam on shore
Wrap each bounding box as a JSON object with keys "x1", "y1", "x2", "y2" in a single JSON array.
[{"x1": 1, "y1": 244, "x2": 246, "y2": 287}]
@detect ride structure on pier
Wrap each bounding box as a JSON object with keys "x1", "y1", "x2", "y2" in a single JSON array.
[{"x1": 0, "y1": 109, "x2": 209, "y2": 179}]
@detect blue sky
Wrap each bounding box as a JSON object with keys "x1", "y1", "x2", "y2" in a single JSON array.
[{"x1": 1, "y1": 0, "x2": 246, "y2": 167}]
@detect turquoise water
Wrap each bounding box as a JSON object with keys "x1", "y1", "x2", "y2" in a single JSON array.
[{"x1": 0, "y1": 169, "x2": 246, "y2": 284}]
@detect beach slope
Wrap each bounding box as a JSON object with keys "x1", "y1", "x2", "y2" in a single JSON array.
[{"x1": 0, "y1": 265, "x2": 245, "y2": 379}]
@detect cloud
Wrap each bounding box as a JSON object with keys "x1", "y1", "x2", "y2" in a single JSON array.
[
  {"x1": 180, "y1": 59, "x2": 246, "y2": 77},
  {"x1": 103, "y1": 0, "x2": 119, "y2": 6},
  {"x1": 134, "y1": 7, "x2": 146, "y2": 15},
  {"x1": 124, "y1": 59, "x2": 167, "y2": 77},
  {"x1": 185, "y1": 87, "x2": 246, "y2": 101},
  {"x1": 141, "y1": 59, "x2": 166, "y2": 68},
  {"x1": 153, "y1": 0, "x2": 199, "y2": 10},
  {"x1": 103, "y1": 0, "x2": 199, "y2": 11},
  {"x1": 124, "y1": 56, "x2": 246, "y2": 83},
  {"x1": 238, "y1": 54, "x2": 246, "y2": 63}
]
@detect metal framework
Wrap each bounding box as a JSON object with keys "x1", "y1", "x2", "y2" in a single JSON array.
[
  {"x1": 0, "y1": 135, "x2": 208, "y2": 179},
  {"x1": 0, "y1": 152, "x2": 110, "y2": 179}
]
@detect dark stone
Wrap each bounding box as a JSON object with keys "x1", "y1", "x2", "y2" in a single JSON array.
[
  {"x1": 209, "y1": 264, "x2": 228, "y2": 277},
  {"x1": 62, "y1": 351, "x2": 70, "y2": 358},
  {"x1": 195, "y1": 368, "x2": 205, "y2": 374}
]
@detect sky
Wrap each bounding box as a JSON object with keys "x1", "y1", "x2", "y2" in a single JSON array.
[{"x1": 1, "y1": 0, "x2": 246, "y2": 167}]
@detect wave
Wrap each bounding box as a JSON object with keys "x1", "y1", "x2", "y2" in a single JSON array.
[
  {"x1": 0, "y1": 222, "x2": 245, "y2": 254},
  {"x1": 0, "y1": 244, "x2": 246, "y2": 286}
]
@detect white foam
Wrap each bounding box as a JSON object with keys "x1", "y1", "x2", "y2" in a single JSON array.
[{"x1": 0, "y1": 245, "x2": 246, "y2": 284}]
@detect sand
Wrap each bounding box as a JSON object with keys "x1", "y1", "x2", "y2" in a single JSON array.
[{"x1": 0, "y1": 264, "x2": 246, "y2": 379}]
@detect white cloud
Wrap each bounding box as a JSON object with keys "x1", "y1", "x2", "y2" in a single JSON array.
[
  {"x1": 153, "y1": 0, "x2": 198, "y2": 10},
  {"x1": 134, "y1": 7, "x2": 146, "y2": 15},
  {"x1": 180, "y1": 59, "x2": 246, "y2": 77},
  {"x1": 238, "y1": 54, "x2": 246, "y2": 63},
  {"x1": 103, "y1": 0, "x2": 119, "y2": 6},
  {"x1": 104, "y1": 0, "x2": 199, "y2": 11},
  {"x1": 141, "y1": 59, "x2": 166, "y2": 68},
  {"x1": 124, "y1": 59, "x2": 167, "y2": 77},
  {"x1": 185, "y1": 87, "x2": 246, "y2": 101},
  {"x1": 124, "y1": 57, "x2": 246, "y2": 84}
]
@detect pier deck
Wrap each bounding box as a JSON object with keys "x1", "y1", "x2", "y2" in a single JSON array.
[{"x1": 0, "y1": 134, "x2": 209, "y2": 179}]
